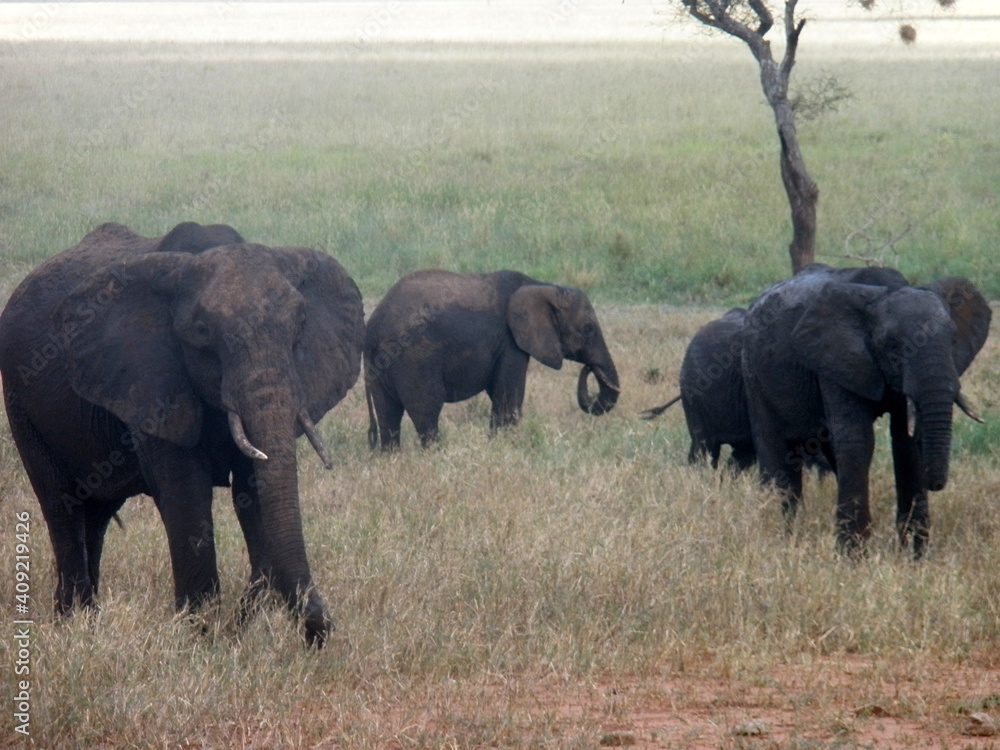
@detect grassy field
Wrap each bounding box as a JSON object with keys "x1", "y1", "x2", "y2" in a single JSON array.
[
  {"x1": 0, "y1": 39, "x2": 999, "y2": 748},
  {"x1": 2, "y1": 41, "x2": 999, "y2": 304}
]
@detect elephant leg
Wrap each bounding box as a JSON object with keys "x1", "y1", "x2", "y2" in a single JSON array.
[
  {"x1": 822, "y1": 392, "x2": 875, "y2": 555},
  {"x1": 831, "y1": 446, "x2": 874, "y2": 555},
  {"x1": 749, "y1": 414, "x2": 803, "y2": 533},
  {"x1": 889, "y1": 410, "x2": 929, "y2": 558},
  {"x1": 138, "y1": 439, "x2": 219, "y2": 612},
  {"x1": 409, "y1": 400, "x2": 444, "y2": 447},
  {"x1": 397, "y1": 376, "x2": 445, "y2": 446},
  {"x1": 41, "y1": 496, "x2": 93, "y2": 613},
  {"x1": 776, "y1": 449, "x2": 804, "y2": 532},
  {"x1": 729, "y1": 442, "x2": 756, "y2": 473},
  {"x1": 83, "y1": 500, "x2": 127, "y2": 599},
  {"x1": 707, "y1": 441, "x2": 723, "y2": 469},
  {"x1": 487, "y1": 386, "x2": 523, "y2": 430},
  {"x1": 487, "y1": 352, "x2": 529, "y2": 431},
  {"x1": 686, "y1": 432, "x2": 705, "y2": 465},
  {"x1": 230, "y1": 455, "x2": 272, "y2": 624},
  {"x1": 367, "y1": 385, "x2": 404, "y2": 451},
  {"x1": 5, "y1": 400, "x2": 95, "y2": 612}
]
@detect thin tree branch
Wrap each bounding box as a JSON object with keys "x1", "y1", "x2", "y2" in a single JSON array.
[
  {"x1": 686, "y1": 0, "x2": 766, "y2": 55},
  {"x1": 747, "y1": 0, "x2": 773, "y2": 36},
  {"x1": 841, "y1": 206, "x2": 939, "y2": 264},
  {"x1": 780, "y1": 0, "x2": 806, "y2": 81}
]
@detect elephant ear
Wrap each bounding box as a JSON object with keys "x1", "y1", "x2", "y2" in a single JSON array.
[
  {"x1": 922, "y1": 277, "x2": 992, "y2": 376},
  {"x1": 155, "y1": 221, "x2": 245, "y2": 255},
  {"x1": 507, "y1": 285, "x2": 564, "y2": 369},
  {"x1": 790, "y1": 282, "x2": 887, "y2": 402},
  {"x1": 54, "y1": 253, "x2": 204, "y2": 447},
  {"x1": 271, "y1": 247, "x2": 364, "y2": 423}
]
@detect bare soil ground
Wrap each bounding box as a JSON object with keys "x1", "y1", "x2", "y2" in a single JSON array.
[{"x1": 334, "y1": 656, "x2": 1000, "y2": 748}]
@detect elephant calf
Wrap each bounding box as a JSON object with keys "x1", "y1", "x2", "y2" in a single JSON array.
[
  {"x1": 364, "y1": 269, "x2": 620, "y2": 449},
  {"x1": 643, "y1": 308, "x2": 755, "y2": 470}
]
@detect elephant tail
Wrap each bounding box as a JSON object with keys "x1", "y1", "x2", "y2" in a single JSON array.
[{"x1": 640, "y1": 394, "x2": 681, "y2": 420}]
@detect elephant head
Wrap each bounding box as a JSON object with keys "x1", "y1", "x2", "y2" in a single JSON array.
[
  {"x1": 507, "y1": 284, "x2": 620, "y2": 415},
  {"x1": 155, "y1": 220, "x2": 245, "y2": 255},
  {"x1": 790, "y1": 277, "x2": 990, "y2": 493},
  {"x1": 54, "y1": 242, "x2": 363, "y2": 644}
]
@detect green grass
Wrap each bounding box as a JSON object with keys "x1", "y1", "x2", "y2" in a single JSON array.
[
  {"x1": 0, "y1": 41, "x2": 999, "y2": 748},
  {"x1": 1, "y1": 42, "x2": 998, "y2": 304}
]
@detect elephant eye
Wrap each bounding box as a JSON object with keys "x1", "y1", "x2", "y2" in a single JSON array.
[
  {"x1": 582, "y1": 323, "x2": 596, "y2": 339},
  {"x1": 192, "y1": 320, "x2": 212, "y2": 343}
]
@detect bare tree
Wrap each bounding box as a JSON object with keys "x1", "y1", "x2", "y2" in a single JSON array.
[
  {"x1": 678, "y1": 0, "x2": 958, "y2": 274},
  {"x1": 680, "y1": 0, "x2": 816, "y2": 273}
]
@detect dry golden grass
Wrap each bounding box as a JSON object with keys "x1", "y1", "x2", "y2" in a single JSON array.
[{"x1": 1, "y1": 304, "x2": 998, "y2": 748}]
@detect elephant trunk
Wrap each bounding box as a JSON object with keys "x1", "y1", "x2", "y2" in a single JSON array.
[
  {"x1": 918, "y1": 396, "x2": 954, "y2": 492},
  {"x1": 577, "y1": 359, "x2": 620, "y2": 416},
  {"x1": 231, "y1": 367, "x2": 329, "y2": 646},
  {"x1": 908, "y1": 366, "x2": 957, "y2": 493}
]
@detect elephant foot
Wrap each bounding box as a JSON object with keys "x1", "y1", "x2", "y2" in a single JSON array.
[
  {"x1": 302, "y1": 610, "x2": 332, "y2": 649},
  {"x1": 300, "y1": 587, "x2": 333, "y2": 648},
  {"x1": 55, "y1": 575, "x2": 98, "y2": 615},
  {"x1": 234, "y1": 577, "x2": 270, "y2": 630},
  {"x1": 236, "y1": 576, "x2": 331, "y2": 647},
  {"x1": 835, "y1": 531, "x2": 870, "y2": 560},
  {"x1": 901, "y1": 530, "x2": 929, "y2": 561}
]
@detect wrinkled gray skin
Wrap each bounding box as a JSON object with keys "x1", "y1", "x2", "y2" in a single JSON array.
[
  {"x1": 365, "y1": 269, "x2": 620, "y2": 450},
  {"x1": 742, "y1": 263, "x2": 991, "y2": 557},
  {"x1": 0, "y1": 222, "x2": 364, "y2": 646},
  {"x1": 643, "y1": 308, "x2": 755, "y2": 470}
]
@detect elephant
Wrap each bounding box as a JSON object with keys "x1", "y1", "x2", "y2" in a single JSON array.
[
  {"x1": 364, "y1": 269, "x2": 620, "y2": 450},
  {"x1": 642, "y1": 308, "x2": 755, "y2": 470},
  {"x1": 741, "y1": 263, "x2": 991, "y2": 557},
  {"x1": 0, "y1": 221, "x2": 364, "y2": 646}
]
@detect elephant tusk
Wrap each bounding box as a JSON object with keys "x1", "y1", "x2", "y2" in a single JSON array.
[
  {"x1": 298, "y1": 408, "x2": 333, "y2": 470},
  {"x1": 906, "y1": 396, "x2": 917, "y2": 438},
  {"x1": 955, "y1": 391, "x2": 986, "y2": 424},
  {"x1": 228, "y1": 411, "x2": 269, "y2": 461},
  {"x1": 593, "y1": 366, "x2": 621, "y2": 393}
]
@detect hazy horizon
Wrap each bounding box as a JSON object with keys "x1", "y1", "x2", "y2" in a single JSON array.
[{"x1": 2, "y1": 0, "x2": 997, "y2": 49}]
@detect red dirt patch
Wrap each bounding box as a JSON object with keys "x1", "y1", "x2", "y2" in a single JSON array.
[{"x1": 324, "y1": 656, "x2": 1000, "y2": 748}]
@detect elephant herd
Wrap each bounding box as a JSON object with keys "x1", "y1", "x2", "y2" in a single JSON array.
[
  {"x1": 644, "y1": 264, "x2": 991, "y2": 558},
  {"x1": 0, "y1": 221, "x2": 990, "y2": 645}
]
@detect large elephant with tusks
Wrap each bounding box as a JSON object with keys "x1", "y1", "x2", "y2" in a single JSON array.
[
  {"x1": 742, "y1": 263, "x2": 990, "y2": 557},
  {"x1": 0, "y1": 222, "x2": 364, "y2": 646}
]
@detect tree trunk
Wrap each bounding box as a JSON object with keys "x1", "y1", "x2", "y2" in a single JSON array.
[
  {"x1": 774, "y1": 97, "x2": 818, "y2": 273},
  {"x1": 759, "y1": 56, "x2": 818, "y2": 275},
  {"x1": 680, "y1": 0, "x2": 819, "y2": 275}
]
